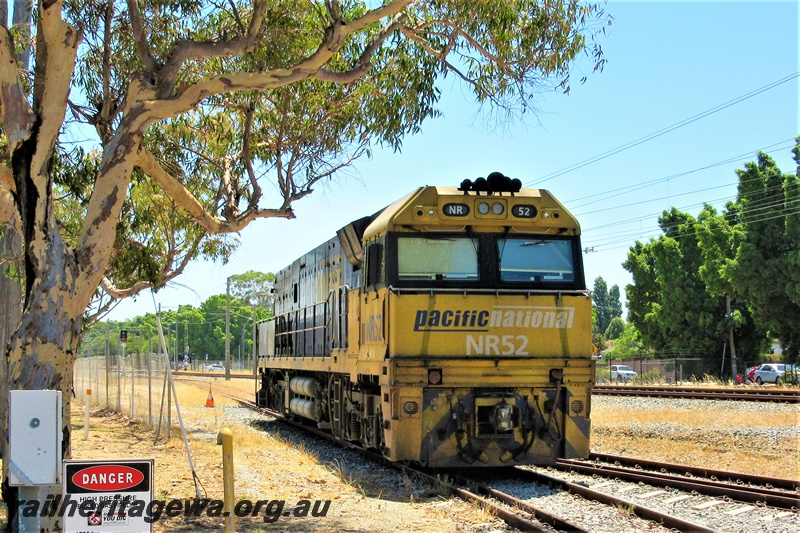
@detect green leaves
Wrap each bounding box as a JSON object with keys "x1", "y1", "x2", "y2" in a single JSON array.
[
  {"x1": 624, "y1": 139, "x2": 800, "y2": 366},
  {"x1": 28, "y1": 1, "x2": 611, "y2": 320},
  {"x1": 592, "y1": 275, "x2": 622, "y2": 338}
]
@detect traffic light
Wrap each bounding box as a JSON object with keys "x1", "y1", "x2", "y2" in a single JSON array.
[{"x1": 120, "y1": 330, "x2": 127, "y2": 343}]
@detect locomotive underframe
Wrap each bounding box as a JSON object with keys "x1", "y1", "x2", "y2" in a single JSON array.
[{"x1": 256, "y1": 354, "x2": 592, "y2": 467}]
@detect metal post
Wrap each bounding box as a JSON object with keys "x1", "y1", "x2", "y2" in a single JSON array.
[
  {"x1": 727, "y1": 296, "x2": 739, "y2": 383},
  {"x1": 252, "y1": 303, "x2": 257, "y2": 377},
  {"x1": 148, "y1": 352, "x2": 153, "y2": 426},
  {"x1": 130, "y1": 352, "x2": 136, "y2": 419},
  {"x1": 83, "y1": 388, "x2": 92, "y2": 440},
  {"x1": 167, "y1": 367, "x2": 171, "y2": 439},
  {"x1": 217, "y1": 428, "x2": 235, "y2": 533},
  {"x1": 117, "y1": 355, "x2": 122, "y2": 412},
  {"x1": 105, "y1": 323, "x2": 110, "y2": 408},
  {"x1": 174, "y1": 322, "x2": 179, "y2": 370},
  {"x1": 225, "y1": 277, "x2": 231, "y2": 380}
]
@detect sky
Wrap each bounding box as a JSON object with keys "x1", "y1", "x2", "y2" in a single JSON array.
[{"x1": 108, "y1": 0, "x2": 799, "y2": 321}]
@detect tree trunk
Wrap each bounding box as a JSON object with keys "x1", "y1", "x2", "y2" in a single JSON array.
[
  {"x1": 1, "y1": 269, "x2": 83, "y2": 529},
  {"x1": 2, "y1": 96, "x2": 90, "y2": 530}
]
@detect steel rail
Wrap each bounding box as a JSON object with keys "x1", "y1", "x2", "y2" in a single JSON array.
[
  {"x1": 174, "y1": 370, "x2": 255, "y2": 379},
  {"x1": 444, "y1": 473, "x2": 589, "y2": 532},
  {"x1": 511, "y1": 468, "x2": 717, "y2": 532},
  {"x1": 593, "y1": 385, "x2": 799, "y2": 403},
  {"x1": 589, "y1": 452, "x2": 800, "y2": 492},
  {"x1": 556, "y1": 460, "x2": 800, "y2": 509}
]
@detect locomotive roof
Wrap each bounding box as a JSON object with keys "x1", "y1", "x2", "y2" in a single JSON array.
[{"x1": 361, "y1": 185, "x2": 580, "y2": 241}]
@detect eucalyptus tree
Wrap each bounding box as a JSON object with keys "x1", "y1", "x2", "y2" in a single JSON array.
[
  {"x1": 229, "y1": 269, "x2": 275, "y2": 309},
  {"x1": 0, "y1": 1, "x2": 609, "y2": 526}
]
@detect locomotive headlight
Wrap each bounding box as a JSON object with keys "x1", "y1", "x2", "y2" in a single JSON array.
[
  {"x1": 477, "y1": 202, "x2": 490, "y2": 215},
  {"x1": 492, "y1": 202, "x2": 504, "y2": 215}
]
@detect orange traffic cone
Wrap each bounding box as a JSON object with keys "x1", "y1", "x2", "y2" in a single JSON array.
[{"x1": 205, "y1": 385, "x2": 215, "y2": 408}]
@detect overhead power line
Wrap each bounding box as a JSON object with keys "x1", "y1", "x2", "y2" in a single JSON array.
[
  {"x1": 585, "y1": 202, "x2": 800, "y2": 253},
  {"x1": 527, "y1": 72, "x2": 800, "y2": 187},
  {"x1": 564, "y1": 138, "x2": 796, "y2": 209}
]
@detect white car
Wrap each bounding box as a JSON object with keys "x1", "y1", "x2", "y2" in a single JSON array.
[
  {"x1": 610, "y1": 364, "x2": 638, "y2": 382},
  {"x1": 754, "y1": 363, "x2": 785, "y2": 385},
  {"x1": 204, "y1": 363, "x2": 225, "y2": 372}
]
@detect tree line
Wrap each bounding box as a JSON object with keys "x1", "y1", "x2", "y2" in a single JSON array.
[
  {"x1": 613, "y1": 141, "x2": 800, "y2": 374},
  {"x1": 81, "y1": 271, "x2": 274, "y2": 368}
]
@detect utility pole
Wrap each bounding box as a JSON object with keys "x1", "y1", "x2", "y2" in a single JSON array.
[
  {"x1": 727, "y1": 296, "x2": 739, "y2": 384},
  {"x1": 184, "y1": 321, "x2": 189, "y2": 368},
  {"x1": 225, "y1": 277, "x2": 231, "y2": 380},
  {"x1": 252, "y1": 302, "x2": 257, "y2": 377}
]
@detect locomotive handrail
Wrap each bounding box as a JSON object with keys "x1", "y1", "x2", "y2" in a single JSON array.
[
  {"x1": 387, "y1": 286, "x2": 590, "y2": 297},
  {"x1": 272, "y1": 285, "x2": 351, "y2": 357}
]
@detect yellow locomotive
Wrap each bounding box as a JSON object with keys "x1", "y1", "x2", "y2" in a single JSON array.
[{"x1": 256, "y1": 173, "x2": 593, "y2": 467}]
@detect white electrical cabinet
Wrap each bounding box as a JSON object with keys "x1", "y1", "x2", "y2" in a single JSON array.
[{"x1": 8, "y1": 390, "x2": 62, "y2": 486}]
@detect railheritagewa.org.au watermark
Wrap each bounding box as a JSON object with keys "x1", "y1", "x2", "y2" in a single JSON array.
[{"x1": 20, "y1": 495, "x2": 331, "y2": 523}]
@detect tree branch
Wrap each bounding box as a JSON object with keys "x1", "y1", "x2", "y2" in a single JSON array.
[
  {"x1": 345, "y1": 0, "x2": 416, "y2": 33},
  {"x1": 0, "y1": 26, "x2": 35, "y2": 152},
  {"x1": 89, "y1": 229, "x2": 203, "y2": 320},
  {"x1": 241, "y1": 107, "x2": 261, "y2": 206},
  {"x1": 136, "y1": 146, "x2": 229, "y2": 232},
  {"x1": 126, "y1": 0, "x2": 158, "y2": 73},
  {"x1": 136, "y1": 146, "x2": 295, "y2": 234},
  {"x1": 156, "y1": 0, "x2": 269, "y2": 99},
  {"x1": 31, "y1": 1, "x2": 82, "y2": 181},
  {"x1": 399, "y1": 24, "x2": 485, "y2": 96},
  {"x1": 146, "y1": 0, "x2": 417, "y2": 124},
  {"x1": 314, "y1": 11, "x2": 407, "y2": 84}
]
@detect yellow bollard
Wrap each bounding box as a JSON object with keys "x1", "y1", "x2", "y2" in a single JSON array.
[
  {"x1": 83, "y1": 388, "x2": 92, "y2": 440},
  {"x1": 217, "y1": 428, "x2": 235, "y2": 533}
]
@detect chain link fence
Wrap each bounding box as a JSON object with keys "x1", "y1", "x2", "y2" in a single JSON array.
[
  {"x1": 74, "y1": 353, "x2": 179, "y2": 437},
  {"x1": 595, "y1": 358, "x2": 707, "y2": 384}
]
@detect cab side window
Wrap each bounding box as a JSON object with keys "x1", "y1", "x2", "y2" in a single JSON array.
[{"x1": 364, "y1": 240, "x2": 384, "y2": 289}]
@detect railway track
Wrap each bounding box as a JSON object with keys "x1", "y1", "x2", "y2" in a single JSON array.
[
  {"x1": 175, "y1": 375, "x2": 798, "y2": 531},
  {"x1": 593, "y1": 384, "x2": 800, "y2": 402},
  {"x1": 554, "y1": 455, "x2": 800, "y2": 510},
  {"x1": 176, "y1": 371, "x2": 800, "y2": 402},
  {"x1": 210, "y1": 392, "x2": 559, "y2": 531}
]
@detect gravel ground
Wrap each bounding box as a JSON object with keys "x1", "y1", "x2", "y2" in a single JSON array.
[
  {"x1": 36, "y1": 381, "x2": 794, "y2": 533},
  {"x1": 594, "y1": 395, "x2": 800, "y2": 417},
  {"x1": 179, "y1": 403, "x2": 516, "y2": 532},
  {"x1": 211, "y1": 396, "x2": 799, "y2": 533}
]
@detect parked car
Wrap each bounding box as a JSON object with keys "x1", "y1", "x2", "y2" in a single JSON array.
[
  {"x1": 204, "y1": 363, "x2": 225, "y2": 372},
  {"x1": 610, "y1": 365, "x2": 638, "y2": 381},
  {"x1": 754, "y1": 363, "x2": 786, "y2": 385}
]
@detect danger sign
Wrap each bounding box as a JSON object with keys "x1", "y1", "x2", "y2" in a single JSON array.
[
  {"x1": 71, "y1": 465, "x2": 145, "y2": 491},
  {"x1": 63, "y1": 459, "x2": 153, "y2": 533}
]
